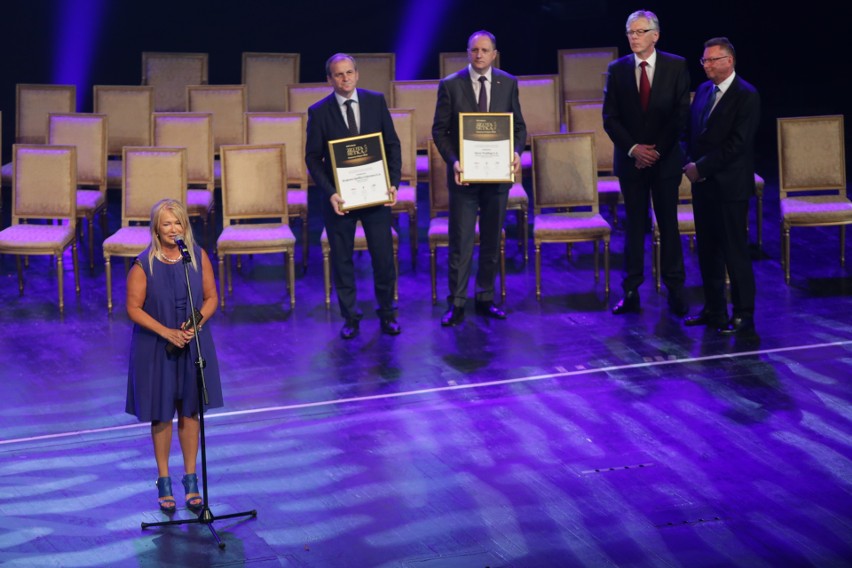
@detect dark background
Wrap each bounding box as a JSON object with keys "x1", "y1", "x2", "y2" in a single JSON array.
[{"x1": 1, "y1": 0, "x2": 847, "y2": 180}]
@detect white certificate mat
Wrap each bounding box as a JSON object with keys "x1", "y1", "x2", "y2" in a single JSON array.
[
  {"x1": 459, "y1": 113, "x2": 514, "y2": 184},
  {"x1": 328, "y1": 132, "x2": 392, "y2": 211}
]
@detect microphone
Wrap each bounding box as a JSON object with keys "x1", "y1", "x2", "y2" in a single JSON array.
[{"x1": 174, "y1": 235, "x2": 192, "y2": 262}]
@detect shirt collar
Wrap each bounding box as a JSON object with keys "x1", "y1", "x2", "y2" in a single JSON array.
[
  {"x1": 634, "y1": 49, "x2": 657, "y2": 69},
  {"x1": 468, "y1": 64, "x2": 493, "y2": 83},
  {"x1": 715, "y1": 71, "x2": 736, "y2": 95},
  {"x1": 334, "y1": 89, "x2": 360, "y2": 106}
]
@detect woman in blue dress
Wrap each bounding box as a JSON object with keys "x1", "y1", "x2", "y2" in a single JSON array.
[{"x1": 125, "y1": 199, "x2": 223, "y2": 513}]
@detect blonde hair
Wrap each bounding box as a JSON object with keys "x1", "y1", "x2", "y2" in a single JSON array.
[{"x1": 147, "y1": 199, "x2": 198, "y2": 273}]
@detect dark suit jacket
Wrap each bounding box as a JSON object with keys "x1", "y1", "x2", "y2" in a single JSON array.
[
  {"x1": 603, "y1": 50, "x2": 690, "y2": 180},
  {"x1": 305, "y1": 88, "x2": 401, "y2": 201},
  {"x1": 431, "y1": 67, "x2": 527, "y2": 192},
  {"x1": 687, "y1": 74, "x2": 760, "y2": 201}
]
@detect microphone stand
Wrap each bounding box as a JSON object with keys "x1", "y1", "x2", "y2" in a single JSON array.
[{"x1": 142, "y1": 242, "x2": 257, "y2": 549}]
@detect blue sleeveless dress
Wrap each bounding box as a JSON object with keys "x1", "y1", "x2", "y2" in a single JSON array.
[{"x1": 125, "y1": 246, "x2": 224, "y2": 422}]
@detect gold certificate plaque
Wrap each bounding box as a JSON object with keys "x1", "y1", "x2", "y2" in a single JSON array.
[
  {"x1": 459, "y1": 112, "x2": 514, "y2": 184},
  {"x1": 328, "y1": 132, "x2": 392, "y2": 211}
]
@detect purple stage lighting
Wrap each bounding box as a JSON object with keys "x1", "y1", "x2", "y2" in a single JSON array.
[
  {"x1": 395, "y1": 0, "x2": 453, "y2": 80},
  {"x1": 53, "y1": 0, "x2": 107, "y2": 109}
]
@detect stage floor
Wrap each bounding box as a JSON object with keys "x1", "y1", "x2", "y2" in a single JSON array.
[{"x1": 1, "y1": 181, "x2": 851, "y2": 567}]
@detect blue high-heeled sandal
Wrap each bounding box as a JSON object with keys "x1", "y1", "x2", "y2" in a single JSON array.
[
  {"x1": 182, "y1": 473, "x2": 203, "y2": 511},
  {"x1": 156, "y1": 477, "x2": 176, "y2": 513}
]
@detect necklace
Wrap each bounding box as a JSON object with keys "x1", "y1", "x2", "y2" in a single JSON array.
[{"x1": 158, "y1": 251, "x2": 182, "y2": 264}]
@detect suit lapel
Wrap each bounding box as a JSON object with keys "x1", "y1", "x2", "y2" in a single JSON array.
[{"x1": 620, "y1": 57, "x2": 643, "y2": 112}]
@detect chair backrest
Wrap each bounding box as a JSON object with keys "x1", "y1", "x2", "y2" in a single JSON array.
[
  {"x1": 517, "y1": 75, "x2": 561, "y2": 143},
  {"x1": 141, "y1": 52, "x2": 208, "y2": 111},
  {"x1": 121, "y1": 147, "x2": 187, "y2": 226},
  {"x1": 93, "y1": 85, "x2": 154, "y2": 156},
  {"x1": 186, "y1": 85, "x2": 247, "y2": 153},
  {"x1": 390, "y1": 109, "x2": 417, "y2": 185},
  {"x1": 47, "y1": 113, "x2": 108, "y2": 192},
  {"x1": 16, "y1": 84, "x2": 76, "y2": 144},
  {"x1": 439, "y1": 52, "x2": 500, "y2": 78},
  {"x1": 11, "y1": 144, "x2": 77, "y2": 224},
  {"x1": 391, "y1": 80, "x2": 440, "y2": 150},
  {"x1": 245, "y1": 112, "x2": 307, "y2": 189},
  {"x1": 532, "y1": 133, "x2": 599, "y2": 212},
  {"x1": 777, "y1": 115, "x2": 846, "y2": 198},
  {"x1": 350, "y1": 53, "x2": 395, "y2": 101},
  {"x1": 220, "y1": 144, "x2": 288, "y2": 224},
  {"x1": 427, "y1": 139, "x2": 450, "y2": 215},
  {"x1": 151, "y1": 113, "x2": 214, "y2": 189},
  {"x1": 564, "y1": 100, "x2": 613, "y2": 173},
  {"x1": 557, "y1": 47, "x2": 618, "y2": 102},
  {"x1": 286, "y1": 83, "x2": 330, "y2": 113},
  {"x1": 242, "y1": 52, "x2": 300, "y2": 112}
]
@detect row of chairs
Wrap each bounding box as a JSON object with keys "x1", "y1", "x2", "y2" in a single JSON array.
[
  {"x1": 0, "y1": 131, "x2": 610, "y2": 313},
  {"x1": 142, "y1": 49, "x2": 618, "y2": 114}
]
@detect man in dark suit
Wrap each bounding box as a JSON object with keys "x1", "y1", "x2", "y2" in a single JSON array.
[
  {"x1": 306, "y1": 53, "x2": 402, "y2": 339},
  {"x1": 603, "y1": 10, "x2": 690, "y2": 317},
  {"x1": 432, "y1": 30, "x2": 526, "y2": 327},
  {"x1": 683, "y1": 37, "x2": 760, "y2": 335}
]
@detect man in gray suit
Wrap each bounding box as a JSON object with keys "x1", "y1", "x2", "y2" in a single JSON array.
[{"x1": 432, "y1": 30, "x2": 526, "y2": 326}]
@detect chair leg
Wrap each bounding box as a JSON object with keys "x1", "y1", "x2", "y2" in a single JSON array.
[
  {"x1": 604, "y1": 241, "x2": 610, "y2": 297},
  {"x1": 841, "y1": 225, "x2": 846, "y2": 267},
  {"x1": 654, "y1": 235, "x2": 661, "y2": 292},
  {"x1": 301, "y1": 213, "x2": 309, "y2": 271},
  {"x1": 57, "y1": 253, "x2": 64, "y2": 312},
  {"x1": 73, "y1": 242, "x2": 80, "y2": 295},
  {"x1": 218, "y1": 254, "x2": 226, "y2": 308},
  {"x1": 287, "y1": 250, "x2": 296, "y2": 309},
  {"x1": 323, "y1": 247, "x2": 331, "y2": 307},
  {"x1": 535, "y1": 243, "x2": 542, "y2": 301},
  {"x1": 520, "y1": 208, "x2": 528, "y2": 263},
  {"x1": 87, "y1": 215, "x2": 95, "y2": 270},
  {"x1": 783, "y1": 227, "x2": 791, "y2": 284},
  {"x1": 105, "y1": 256, "x2": 113, "y2": 312},
  {"x1": 430, "y1": 246, "x2": 437, "y2": 305},
  {"x1": 227, "y1": 254, "x2": 234, "y2": 294},
  {"x1": 594, "y1": 240, "x2": 600, "y2": 282},
  {"x1": 15, "y1": 256, "x2": 24, "y2": 294}
]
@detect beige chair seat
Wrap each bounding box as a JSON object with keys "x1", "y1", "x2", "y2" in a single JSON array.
[
  {"x1": 0, "y1": 224, "x2": 76, "y2": 251},
  {"x1": 675, "y1": 204, "x2": 697, "y2": 232},
  {"x1": 102, "y1": 226, "x2": 151, "y2": 255},
  {"x1": 533, "y1": 212, "x2": 611, "y2": 239},
  {"x1": 78, "y1": 189, "x2": 105, "y2": 212},
  {"x1": 218, "y1": 223, "x2": 296, "y2": 252},
  {"x1": 780, "y1": 196, "x2": 852, "y2": 223},
  {"x1": 320, "y1": 223, "x2": 399, "y2": 307}
]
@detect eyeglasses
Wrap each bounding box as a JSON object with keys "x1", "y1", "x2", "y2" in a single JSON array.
[
  {"x1": 625, "y1": 28, "x2": 655, "y2": 37},
  {"x1": 699, "y1": 55, "x2": 731, "y2": 65}
]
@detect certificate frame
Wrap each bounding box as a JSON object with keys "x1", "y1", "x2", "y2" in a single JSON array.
[
  {"x1": 328, "y1": 132, "x2": 392, "y2": 212},
  {"x1": 458, "y1": 112, "x2": 515, "y2": 184}
]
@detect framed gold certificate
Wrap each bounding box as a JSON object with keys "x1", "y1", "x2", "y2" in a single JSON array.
[
  {"x1": 328, "y1": 132, "x2": 392, "y2": 211},
  {"x1": 458, "y1": 112, "x2": 514, "y2": 184}
]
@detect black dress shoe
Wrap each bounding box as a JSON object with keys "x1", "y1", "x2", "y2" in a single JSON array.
[
  {"x1": 612, "y1": 290, "x2": 640, "y2": 315},
  {"x1": 441, "y1": 305, "x2": 465, "y2": 327},
  {"x1": 340, "y1": 319, "x2": 360, "y2": 339},
  {"x1": 718, "y1": 316, "x2": 755, "y2": 336},
  {"x1": 683, "y1": 311, "x2": 728, "y2": 327},
  {"x1": 474, "y1": 301, "x2": 507, "y2": 320},
  {"x1": 667, "y1": 291, "x2": 689, "y2": 317},
  {"x1": 380, "y1": 318, "x2": 401, "y2": 335}
]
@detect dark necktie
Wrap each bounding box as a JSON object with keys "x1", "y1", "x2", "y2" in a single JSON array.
[
  {"x1": 344, "y1": 99, "x2": 358, "y2": 136},
  {"x1": 478, "y1": 76, "x2": 488, "y2": 112},
  {"x1": 638, "y1": 61, "x2": 650, "y2": 111},
  {"x1": 700, "y1": 86, "x2": 721, "y2": 128}
]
